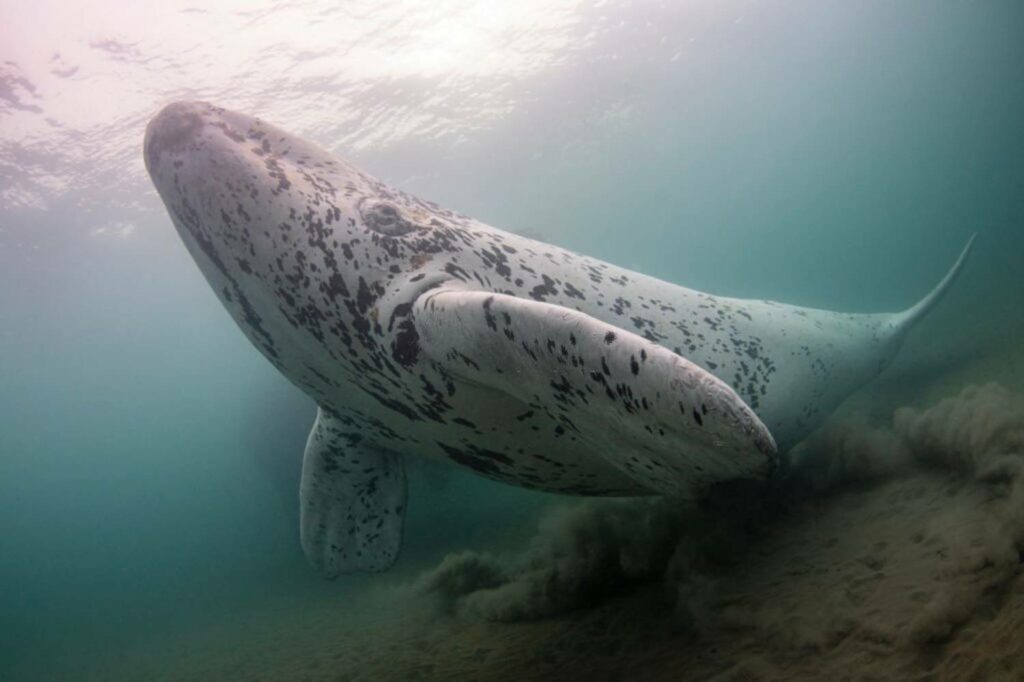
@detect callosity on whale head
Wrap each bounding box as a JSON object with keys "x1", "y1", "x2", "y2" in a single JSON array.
[{"x1": 144, "y1": 101, "x2": 972, "y2": 577}]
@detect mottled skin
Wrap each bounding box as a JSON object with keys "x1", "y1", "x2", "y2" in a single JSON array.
[{"x1": 144, "y1": 102, "x2": 971, "y2": 575}]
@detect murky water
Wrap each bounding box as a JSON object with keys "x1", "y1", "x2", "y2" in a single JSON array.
[{"x1": 2, "y1": 2, "x2": 1023, "y2": 679}]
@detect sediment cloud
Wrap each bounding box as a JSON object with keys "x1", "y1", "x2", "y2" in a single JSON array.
[{"x1": 417, "y1": 382, "x2": 1024, "y2": 646}]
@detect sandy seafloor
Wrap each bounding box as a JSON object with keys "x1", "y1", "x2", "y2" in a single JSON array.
[{"x1": 18, "y1": 328, "x2": 1024, "y2": 682}]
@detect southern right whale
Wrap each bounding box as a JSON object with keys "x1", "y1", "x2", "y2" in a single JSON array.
[{"x1": 143, "y1": 101, "x2": 974, "y2": 575}]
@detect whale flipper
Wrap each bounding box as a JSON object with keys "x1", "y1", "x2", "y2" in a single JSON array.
[
  {"x1": 299, "y1": 408, "x2": 406, "y2": 577},
  {"x1": 414, "y1": 289, "x2": 777, "y2": 496}
]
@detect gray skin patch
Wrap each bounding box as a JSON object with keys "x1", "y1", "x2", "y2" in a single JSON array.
[{"x1": 145, "y1": 101, "x2": 973, "y2": 574}]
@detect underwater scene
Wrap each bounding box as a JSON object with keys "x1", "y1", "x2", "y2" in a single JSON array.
[{"x1": 2, "y1": 1, "x2": 1023, "y2": 680}]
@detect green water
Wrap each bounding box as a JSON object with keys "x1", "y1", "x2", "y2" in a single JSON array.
[{"x1": 1, "y1": 1, "x2": 1022, "y2": 679}]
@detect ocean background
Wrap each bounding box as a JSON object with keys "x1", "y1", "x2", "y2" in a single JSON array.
[{"x1": 2, "y1": 1, "x2": 1023, "y2": 679}]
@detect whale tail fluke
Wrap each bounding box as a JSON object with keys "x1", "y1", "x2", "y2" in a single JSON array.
[{"x1": 891, "y1": 233, "x2": 976, "y2": 333}]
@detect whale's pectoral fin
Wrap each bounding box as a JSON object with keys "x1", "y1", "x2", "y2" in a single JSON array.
[
  {"x1": 299, "y1": 408, "x2": 406, "y2": 577},
  {"x1": 413, "y1": 289, "x2": 777, "y2": 496}
]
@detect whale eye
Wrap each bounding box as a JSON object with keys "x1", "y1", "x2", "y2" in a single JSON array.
[{"x1": 360, "y1": 201, "x2": 419, "y2": 237}]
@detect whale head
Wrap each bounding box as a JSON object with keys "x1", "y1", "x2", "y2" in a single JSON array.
[{"x1": 144, "y1": 101, "x2": 454, "y2": 386}]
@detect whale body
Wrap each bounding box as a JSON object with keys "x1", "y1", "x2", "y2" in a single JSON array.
[{"x1": 144, "y1": 102, "x2": 973, "y2": 576}]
